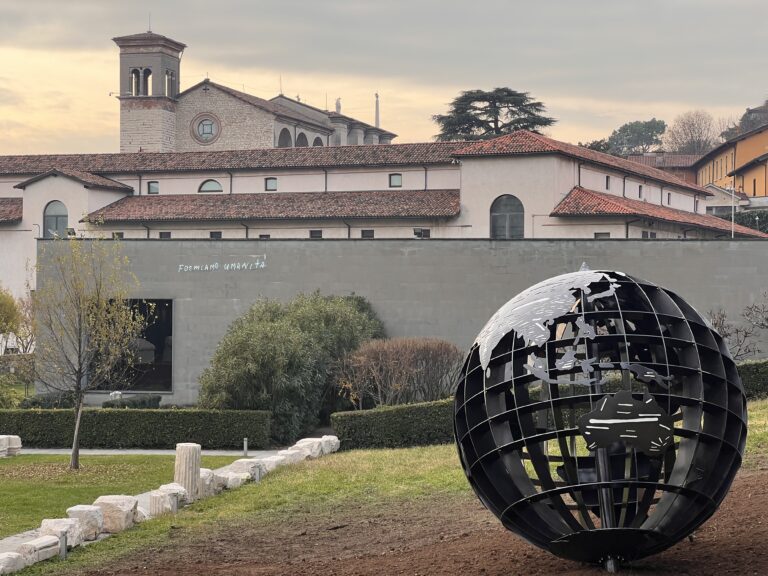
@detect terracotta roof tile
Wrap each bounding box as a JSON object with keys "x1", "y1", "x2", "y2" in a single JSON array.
[
  {"x1": 551, "y1": 186, "x2": 767, "y2": 238},
  {"x1": 84, "y1": 189, "x2": 460, "y2": 224},
  {"x1": 626, "y1": 154, "x2": 702, "y2": 168},
  {"x1": 454, "y1": 131, "x2": 711, "y2": 196},
  {"x1": 0, "y1": 197, "x2": 22, "y2": 223},
  {"x1": 14, "y1": 167, "x2": 133, "y2": 192},
  {"x1": 0, "y1": 141, "x2": 465, "y2": 177}
]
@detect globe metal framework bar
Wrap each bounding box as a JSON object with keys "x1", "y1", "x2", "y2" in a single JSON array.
[{"x1": 454, "y1": 270, "x2": 747, "y2": 571}]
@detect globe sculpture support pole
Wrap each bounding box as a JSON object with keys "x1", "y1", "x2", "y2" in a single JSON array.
[{"x1": 454, "y1": 269, "x2": 747, "y2": 572}]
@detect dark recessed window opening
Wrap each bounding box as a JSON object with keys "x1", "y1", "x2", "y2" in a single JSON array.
[
  {"x1": 641, "y1": 231, "x2": 658, "y2": 239},
  {"x1": 361, "y1": 229, "x2": 374, "y2": 239},
  {"x1": 126, "y1": 299, "x2": 173, "y2": 392},
  {"x1": 413, "y1": 227, "x2": 431, "y2": 239},
  {"x1": 490, "y1": 194, "x2": 524, "y2": 239},
  {"x1": 605, "y1": 175, "x2": 611, "y2": 190},
  {"x1": 389, "y1": 173, "x2": 403, "y2": 188},
  {"x1": 594, "y1": 232, "x2": 611, "y2": 239},
  {"x1": 147, "y1": 181, "x2": 159, "y2": 194},
  {"x1": 264, "y1": 177, "x2": 278, "y2": 191},
  {"x1": 638, "y1": 185, "x2": 643, "y2": 198},
  {"x1": 259, "y1": 234, "x2": 271, "y2": 240},
  {"x1": 309, "y1": 229, "x2": 323, "y2": 239},
  {"x1": 209, "y1": 231, "x2": 222, "y2": 239},
  {"x1": 198, "y1": 179, "x2": 223, "y2": 193},
  {"x1": 159, "y1": 231, "x2": 171, "y2": 239},
  {"x1": 112, "y1": 232, "x2": 124, "y2": 240},
  {"x1": 667, "y1": 192, "x2": 672, "y2": 205}
]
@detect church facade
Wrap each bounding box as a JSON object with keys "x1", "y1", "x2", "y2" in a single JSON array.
[{"x1": 113, "y1": 32, "x2": 396, "y2": 153}]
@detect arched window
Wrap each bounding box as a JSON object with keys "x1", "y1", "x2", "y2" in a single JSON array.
[
  {"x1": 312, "y1": 136, "x2": 324, "y2": 147},
  {"x1": 43, "y1": 201, "x2": 68, "y2": 239},
  {"x1": 295, "y1": 133, "x2": 309, "y2": 147},
  {"x1": 142, "y1": 68, "x2": 153, "y2": 96},
  {"x1": 130, "y1": 69, "x2": 141, "y2": 96},
  {"x1": 277, "y1": 128, "x2": 293, "y2": 148},
  {"x1": 198, "y1": 179, "x2": 223, "y2": 193},
  {"x1": 490, "y1": 195, "x2": 524, "y2": 239}
]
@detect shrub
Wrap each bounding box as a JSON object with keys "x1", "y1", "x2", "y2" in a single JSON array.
[
  {"x1": 0, "y1": 409, "x2": 270, "y2": 449},
  {"x1": 101, "y1": 394, "x2": 162, "y2": 409},
  {"x1": 199, "y1": 292, "x2": 384, "y2": 444},
  {"x1": 331, "y1": 399, "x2": 454, "y2": 450},
  {"x1": 738, "y1": 359, "x2": 768, "y2": 400},
  {"x1": 0, "y1": 354, "x2": 34, "y2": 384},
  {"x1": 0, "y1": 374, "x2": 22, "y2": 408},
  {"x1": 19, "y1": 391, "x2": 76, "y2": 409},
  {"x1": 336, "y1": 338, "x2": 463, "y2": 408}
]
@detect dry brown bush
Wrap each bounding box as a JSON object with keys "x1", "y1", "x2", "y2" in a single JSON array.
[{"x1": 337, "y1": 338, "x2": 463, "y2": 408}]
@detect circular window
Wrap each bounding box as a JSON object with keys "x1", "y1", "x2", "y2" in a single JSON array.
[{"x1": 190, "y1": 113, "x2": 221, "y2": 145}]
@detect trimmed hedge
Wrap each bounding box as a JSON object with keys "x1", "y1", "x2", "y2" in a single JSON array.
[
  {"x1": 19, "y1": 392, "x2": 76, "y2": 409},
  {"x1": 739, "y1": 359, "x2": 768, "y2": 400},
  {"x1": 101, "y1": 394, "x2": 162, "y2": 409},
  {"x1": 0, "y1": 409, "x2": 270, "y2": 449},
  {"x1": 331, "y1": 399, "x2": 453, "y2": 450}
]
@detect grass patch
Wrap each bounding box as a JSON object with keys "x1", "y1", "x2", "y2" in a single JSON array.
[
  {"x1": 745, "y1": 398, "x2": 768, "y2": 469},
  {"x1": 0, "y1": 455, "x2": 236, "y2": 539}
]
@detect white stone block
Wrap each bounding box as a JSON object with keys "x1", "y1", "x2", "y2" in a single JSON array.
[
  {"x1": 5, "y1": 436, "x2": 20, "y2": 457},
  {"x1": 294, "y1": 438, "x2": 323, "y2": 459},
  {"x1": 321, "y1": 435, "x2": 341, "y2": 454},
  {"x1": 225, "y1": 472, "x2": 251, "y2": 489},
  {"x1": 66, "y1": 505, "x2": 103, "y2": 541},
  {"x1": 158, "y1": 482, "x2": 189, "y2": 506},
  {"x1": 149, "y1": 490, "x2": 177, "y2": 516},
  {"x1": 277, "y1": 448, "x2": 308, "y2": 464},
  {"x1": 39, "y1": 518, "x2": 84, "y2": 549},
  {"x1": 259, "y1": 455, "x2": 287, "y2": 472},
  {"x1": 198, "y1": 468, "x2": 215, "y2": 499},
  {"x1": 93, "y1": 495, "x2": 137, "y2": 534},
  {"x1": 0, "y1": 436, "x2": 8, "y2": 458},
  {"x1": 229, "y1": 458, "x2": 267, "y2": 481},
  {"x1": 212, "y1": 472, "x2": 228, "y2": 493},
  {"x1": 134, "y1": 506, "x2": 150, "y2": 523},
  {"x1": 0, "y1": 552, "x2": 25, "y2": 574},
  {"x1": 16, "y1": 535, "x2": 60, "y2": 565}
]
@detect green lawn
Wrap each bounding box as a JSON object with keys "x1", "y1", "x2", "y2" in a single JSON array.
[
  {"x1": 8, "y1": 399, "x2": 768, "y2": 575},
  {"x1": 0, "y1": 455, "x2": 237, "y2": 539}
]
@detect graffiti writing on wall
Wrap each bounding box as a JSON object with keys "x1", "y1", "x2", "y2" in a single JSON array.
[{"x1": 177, "y1": 254, "x2": 267, "y2": 273}]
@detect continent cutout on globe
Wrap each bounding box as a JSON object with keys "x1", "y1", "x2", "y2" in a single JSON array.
[{"x1": 577, "y1": 391, "x2": 674, "y2": 455}]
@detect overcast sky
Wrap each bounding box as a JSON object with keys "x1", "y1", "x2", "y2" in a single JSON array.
[{"x1": 1, "y1": 0, "x2": 766, "y2": 154}]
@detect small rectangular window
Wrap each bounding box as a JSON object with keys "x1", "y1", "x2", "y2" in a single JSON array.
[
  {"x1": 695, "y1": 198, "x2": 700, "y2": 212},
  {"x1": 413, "y1": 227, "x2": 431, "y2": 239},
  {"x1": 159, "y1": 231, "x2": 171, "y2": 239},
  {"x1": 389, "y1": 173, "x2": 403, "y2": 188},
  {"x1": 593, "y1": 232, "x2": 611, "y2": 239},
  {"x1": 667, "y1": 192, "x2": 671, "y2": 205},
  {"x1": 147, "y1": 181, "x2": 159, "y2": 195},
  {"x1": 642, "y1": 230, "x2": 649, "y2": 239},
  {"x1": 264, "y1": 177, "x2": 278, "y2": 191},
  {"x1": 605, "y1": 175, "x2": 611, "y2": 190},
  {"x1": 638, "y1": 184, "x2": 643, "y2": 198},
  {"x1": 259, "y1": 234, "x2": 271, "y2": 240},
  {"x1": 309, "y1": 229, "x2": 323, "y2": 239},
  {"x1": 753, "y1": 179, "x2": 757, "y2": 197},
  {"x1": 361, "y1": 229, "x2": 374, "y2": 239},
  {"x1": 112, "y1": 232, "x2": 124, "y2": 240},
  {"x1": 209, "y1": 231, "x2": 222, "y2": 239},
  {"x1": 650, "y1": 231, "x2": 657, "y2": 239}
]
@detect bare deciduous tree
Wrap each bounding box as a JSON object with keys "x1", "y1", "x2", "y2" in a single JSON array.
[
  {"x1": 663, "y1": 110, "x2": 719, "y2": 155},
  {"x1": 35, "y1": 238, "x2": 149, "y2": 469},
  {"x1": 707, "y1": 308, "x2": 758, "y2": 361}
]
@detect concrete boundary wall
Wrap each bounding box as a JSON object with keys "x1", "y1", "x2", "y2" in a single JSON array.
[{"x1": 37, "y1": 239, "x2": 767, "y2": 405}]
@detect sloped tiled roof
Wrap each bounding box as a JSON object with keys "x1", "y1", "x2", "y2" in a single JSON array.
[
  {"x1": 0, "y1": 197, "x2": 22, "y2": 223},
  {"x1": 551, "y1": 186, "x2": 767, "y2": 238},
  {"x1": 13, "y1": 167, "x2": 133, "y2": 192},
  {"x1": 0, "y1": 142, "x2": 464, "y2": 176},
  {"x1": 84, "y1": 189, "x2": 460, "y2": 223},
  {"x1": 454, "y1": 131, "x2": 711, "y2": 196},
  {"x1": 626, "y1": 154, "x2": 702, "y2": 168}
]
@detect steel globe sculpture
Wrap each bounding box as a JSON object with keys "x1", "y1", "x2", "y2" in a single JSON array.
[{"x1": 454, "y1": 269, "x2": 747, "y2": 572}]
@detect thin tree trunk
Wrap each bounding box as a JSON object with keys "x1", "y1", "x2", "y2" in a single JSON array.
[{"x1": 70, "y1": 394, "x2": 84, "y2": 470}]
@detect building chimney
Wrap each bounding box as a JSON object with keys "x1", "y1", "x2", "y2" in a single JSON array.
[
  {"x1": 335, "y1": 97, "x2": 341, "y2": 114},
  {"x1": 375, "y1": 93, "x2": 380, "y2": 128}
]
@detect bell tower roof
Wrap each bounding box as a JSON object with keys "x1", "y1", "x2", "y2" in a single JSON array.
[{"x1": 112, "y1": 31, "x2": 186, "y2": 52}]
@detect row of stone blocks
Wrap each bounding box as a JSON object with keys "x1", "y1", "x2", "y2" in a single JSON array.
[
  {"x1": 0, "y1": 435, "x2": 341, "y2": 574},
  {"x1": 0, "y1": 436, "x2": 21, "y2": 458}
]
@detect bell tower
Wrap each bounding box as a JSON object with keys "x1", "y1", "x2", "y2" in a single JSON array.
[{"x1": 113, "y1": 32, "x2": 186, "y2": 153}]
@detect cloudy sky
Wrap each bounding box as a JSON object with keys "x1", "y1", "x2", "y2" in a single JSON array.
[{"x1": 1, "y1": 0, "x2": 766, "y2": 154}]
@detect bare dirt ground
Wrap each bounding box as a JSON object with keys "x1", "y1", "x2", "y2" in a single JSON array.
[{"x1": 82, "y1": 471, "x2": 767, "y2": 576}]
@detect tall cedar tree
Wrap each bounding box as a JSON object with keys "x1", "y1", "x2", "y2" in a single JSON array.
[{"x1": 433, "y1": 88, "x2": 555, "y2": 141}]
